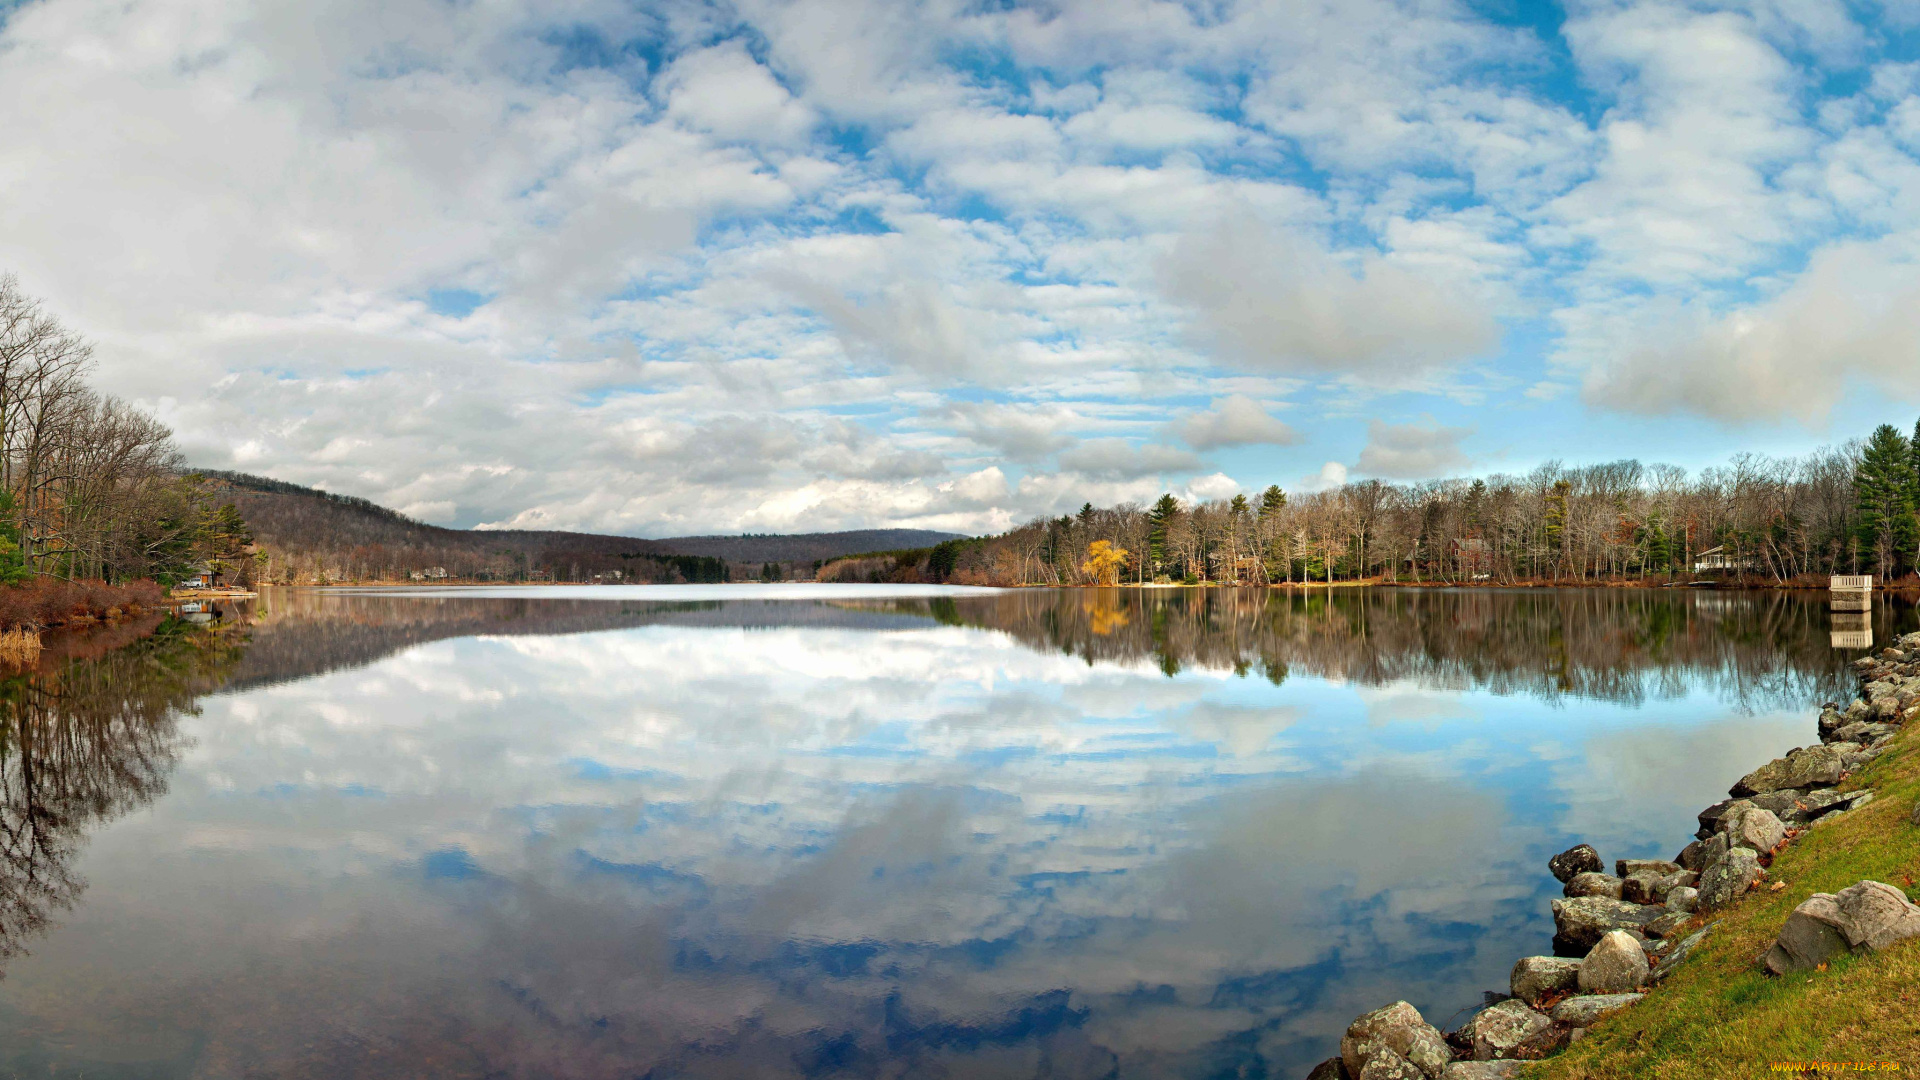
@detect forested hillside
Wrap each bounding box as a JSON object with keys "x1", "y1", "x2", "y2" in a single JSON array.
[
  {"x1": 197, "y1": 471, "x2": 956, "y2": 584},
  {"x1": 645, "y1": 530, "x2": 960, "y2": 563}
]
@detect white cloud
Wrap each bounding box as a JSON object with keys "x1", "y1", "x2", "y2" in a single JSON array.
[
  {"x1": 1580, "y1": 238, "x2": 1920, "y2": 424},
  {"x1": 1170, "y1": 395, "x2": 1300, "y2": 450},
  {"x1": 1355, "y1": 419, "x2": 1473, "y2": 479},
  {"x1": 1, "y1": 0, "x2": 1913, "y2": 530},
  {"x1": 1158, "y1": 208, "x2": 1500, "y2": 378},
  {"x1": 1057, "y1": 438, "x2": 1201, "y2": 481}
]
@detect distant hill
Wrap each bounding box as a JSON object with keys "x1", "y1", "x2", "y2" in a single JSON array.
[
  {"x1": 192, "y1": 469, "x2": 961, "y2": 584},
  {"x1": 653, "y1": 530, "x2": 961, "y2": 563}
]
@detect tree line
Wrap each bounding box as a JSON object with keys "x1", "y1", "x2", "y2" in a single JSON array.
[
  {"x1": 843, "y1": 426, "x2": 1920, "y2": 588},
  {"x1": 0, "y1": 276, "x2": 249, "y2": 586}
]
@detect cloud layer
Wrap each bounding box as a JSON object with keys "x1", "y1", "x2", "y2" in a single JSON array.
[{"x1": 4, "y1": 0, "x2": 1920, "y2": 531}]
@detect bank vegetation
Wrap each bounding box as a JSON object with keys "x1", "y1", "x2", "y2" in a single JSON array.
[{"x1": 830, "y1": 428, "x2": 1920, "y2": 589}]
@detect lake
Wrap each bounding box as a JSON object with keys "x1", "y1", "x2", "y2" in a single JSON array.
[{"x1": 0, "y1": 585, "x2": 1898, "y2": 1078}]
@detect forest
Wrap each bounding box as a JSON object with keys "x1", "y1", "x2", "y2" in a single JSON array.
[
  {"x1": 0, "y1": 276, "x2": 250, "y2": 591},
  {"x1": 827, "y1": 424, "x2": 1920, "y2": 589}
]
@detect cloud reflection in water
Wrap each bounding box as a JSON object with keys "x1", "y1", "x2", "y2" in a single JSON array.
[{"x1": 0, "y1": 588, "x2": 1887, "y2": 1077}]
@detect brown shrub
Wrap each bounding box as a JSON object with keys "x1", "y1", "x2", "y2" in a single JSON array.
[{"x1": 0, "y1": 578, "x2": 167, "y2": 631}]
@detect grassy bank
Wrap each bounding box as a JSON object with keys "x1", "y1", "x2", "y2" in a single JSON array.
[{"x1": 1541, "y1": 721, "x2": 1920, "y2": 1078}]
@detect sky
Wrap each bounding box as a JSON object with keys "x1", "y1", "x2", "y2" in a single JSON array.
[{"x1": 4, "y1": 0, "x2": 1920, "y2": 536}]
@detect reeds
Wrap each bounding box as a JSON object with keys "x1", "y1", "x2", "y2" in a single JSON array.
[{"x1": 0, "y1": 627, "x2": 42, "y2": 666}]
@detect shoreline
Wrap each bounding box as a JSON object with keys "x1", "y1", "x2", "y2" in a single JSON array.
[{"x1": 1308, "y1": 632, "x2": 1919, "y2": 1079}]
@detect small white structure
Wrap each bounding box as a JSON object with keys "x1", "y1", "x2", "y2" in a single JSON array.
[
  {"x1": 1692, "y1": 546, "x2": 1756, "y2": 572},
  {"x1": 1831, "y1": 574, "x2": 1873, "y2": 613}
]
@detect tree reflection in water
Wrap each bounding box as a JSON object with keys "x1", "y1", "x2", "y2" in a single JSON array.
[{"x1": 0, "y1": 615, "x2": 247, "y2": 974}]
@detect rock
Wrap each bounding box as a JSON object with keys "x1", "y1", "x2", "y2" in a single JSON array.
[
  {"x1": 1818, "y1": 707, "x2": 1844, "y2": 739},
  {"x1": 1696, "y1": 848, "x2": 1764, "y2": 911},
  {"x1": 1676, "y1": 837, "x2": 1717, "y2": 871},
  {"x1": 1721, "y1": 806, "x2": 1786, "y2": 853},
  {"x1": 1463, "y1": 999, "x2": 1552, "y2": 1061},
  {"x1": 1732, "y1": 745, "x2": 1857, "y2": 796},
  {"x1": 1578, "y1": 929, "x2": 1650, "y2": 993},
  {"x1": 1551, "y1": 896, "x2": 1664, "y2": 955},
  {"x1": 1696, "y1": 800, "x2": 1737, "y2": 840},
  {"x1": 1620, "y1": 871, "x2": 1667, "y2": 905},
  {"x1": 1306, "y1": 1058, "x2": 1350, "y2": 1080},
  {"x1": 1666, "y1": 886, "x2": 1699, "y2": 913},
  {"x1": 1763, "y1": 880, "x2": 1920, "y2": 975},
  {"x1": 1616, "y1": 858, "x2": 1682, "y2": 879},
  {"x1": 1644, "y1": 911, "x2": 1693, "y2": 939},
  {"x1": 1342, "y1": 1002, "x2": 1449, "y2": 1080},
  {"x1": 1911, "y1": 801, "x2": 1920, "y2": 828},
  {"x1": 1441, "y1": 1064, "x2": 1525, "y2": 1080},
  {"x1": 1651, "y1": 923, "x2": 1714, "y2": 982},
  {"x1": 1833, "y1": 880, "x2": 1920, "y2": 952},
  {"x1": 1550, "y1": 843, "x2": 1604, "y2": 883},
  {"x1": 1358, "y1": 1048, "x2": 1426, "y2": 1080},
  {"x1": 1778, "y1": 788, "x2": 1860, "y2": 825},
  {"x1": 1832, "y1": 721, "x2": 1896, "y2": 745},
  {"x1": 1510, "y1": 956, "x2": 1580, "y2": 1005},
  {"x1": 1564, "y1": 872, "x2": 1624, "y2": 899},
  {"x1": 1550, "y1": 993, "x2": 1642, "y2": 1026},
  {"x1": 1764, "y1": 893, "x2": 1851, "y2": 975}
]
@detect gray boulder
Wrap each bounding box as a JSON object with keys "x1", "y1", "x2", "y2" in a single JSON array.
[
  {"x1": 1550, "y1": 843, "x2": 1604, "y2": 883},
  {"x1": 1441, "y1": 1064, "x2": 1525, "y2": 1080},
  {"x1": 1911, "y1": 800, "x2": 1920, "y2": 828},
  {"x1": 1696, "y1": 848, "x2": 1764, "y2": 911},
  {"x1": 1763, "y1": 894, "x2": 1851, "y2": 975},
  {"x1": 1778, "y1": 788, "x2": 1863, "y2": 825},
  {"x1": 1763, "y1": 881, "x2": 1920, "y2": 975},
  {"x1": 1833, "y1": 880, "x2": 1920, "y2": 951},
  {"x1": 1832, "y1": 721, "x2": 1895, "y2": 745},
  {"x1": 1510, "y1": 956, "x2": 1580, "y2": 1005},
  {"x1": 1732, "y1": 744, "x2": 1858, "y2": 796},
  {"x1": 1550, "y1": 993, "x2": 1642, "y2": 1026},
  {"x1": 1651, "y1": 923, "x2": 1714, "y2": 982},
  {"x1": 1463, "y1": 999, "x2": 1552, "y2": 1061},
  {"x1": 1644, "y1": 911, "x2": 1693, "y2": 939},
  {"x1": 1812, "y1": 791, "x2": 1876, "y2": 824},
  {"x1": 1720, "y1": 805, "x2": 1786, "y2": 853},
  {"x1": 1551, "y1": 895, "x2": 1663, "y2": 954},
  {"x1": 1342, "y1": 1002, "x2": 1449, "y2": 1080},
  {"x1": 1620, "y1": 871, "x2": 1666, "y2": 905},
  {"x1": 1696, "y1": 800, "x2": 1737, "y2": 840},
  {"x1": 1666, "y1": 886, "x2": 1699, "y2": 913},
  {"x1": 1564, "y1": 872, "x2": 1624, "y2": 900},
  {"x1": 1358, "y1": 1048, "x2": 1425, "y2": 1080},
  {"x1": 1616, "y1": 858, "x2": 1682, "y2": 879},
  {"x1": 1578, "y1": 929, "x2": 1650, "y2": 993}
]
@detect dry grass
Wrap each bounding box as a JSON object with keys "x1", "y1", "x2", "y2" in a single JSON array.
[
  {"x1": 0, "y1": 626, "x2": 43, "y2": 666},
  {"x1": 1537, "y1": 721, "x2": 1920, "y2": 1079}
]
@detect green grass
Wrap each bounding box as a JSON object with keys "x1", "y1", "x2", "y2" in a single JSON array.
[{"x1": 1537, "y1": 721, "x2": 1920, "y2": 1079}]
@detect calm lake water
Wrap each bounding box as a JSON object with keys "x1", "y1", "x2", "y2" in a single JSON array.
[{"x1": 0, "y1": 586, "x2": 1903, "y2": 1078}]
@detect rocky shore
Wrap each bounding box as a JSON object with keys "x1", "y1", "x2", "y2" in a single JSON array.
[{"x1": 1304, "y1": 632, "x2": 1920, "y2": 1080}]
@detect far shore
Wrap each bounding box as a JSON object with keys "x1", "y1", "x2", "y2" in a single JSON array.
[{"x1": 241, "y1": 577, "x2": 1907, "y2": 592}]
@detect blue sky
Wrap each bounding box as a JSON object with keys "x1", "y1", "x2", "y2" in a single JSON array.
[{"x1": 4, "y1": 0, "x2": 1920, "y2": 534}]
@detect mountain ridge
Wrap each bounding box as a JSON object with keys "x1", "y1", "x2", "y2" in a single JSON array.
[{"x1": 193, "y1": 469, "x2": 963, "y2": 581}]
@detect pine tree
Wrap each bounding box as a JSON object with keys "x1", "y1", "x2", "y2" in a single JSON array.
[
  {"x1": 1258, "y1": 484, "x2": 1287, "y2": 519},
  {"x1": 1147, "y1": 494, "x2": 1180, "y2": 574},
  {"x1": 1855, "y1": 423, "x2": 1918, "y2": 579}
]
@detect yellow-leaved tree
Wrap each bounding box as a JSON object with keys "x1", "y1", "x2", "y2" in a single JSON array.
[{"x1": 1080, "y1": 540, "x2": 1129, "y2": 586}]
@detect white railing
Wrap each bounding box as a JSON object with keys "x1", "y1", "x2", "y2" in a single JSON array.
[{"x1": 1831, "y1": 575, "x2": 1874, "y2": 593}]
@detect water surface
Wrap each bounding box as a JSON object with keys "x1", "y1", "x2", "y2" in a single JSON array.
[{"x1": 0, "y1": 587, "x2": 1897, "y2": 1078}]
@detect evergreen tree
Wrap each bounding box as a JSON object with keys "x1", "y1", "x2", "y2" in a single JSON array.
[
  {"x1": 1855, "y1": 423, "x2": 1918, "y2": 578},
  {"x1": 1147, "y1": 493, "x2": 1180, "y2": 573},
  {"x1": 1464, "y1": 479, "x2": 1486, "y2": 536},
  {"x1": 1258, "y1": 484, "x2": 1287, "y2": 519}
]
